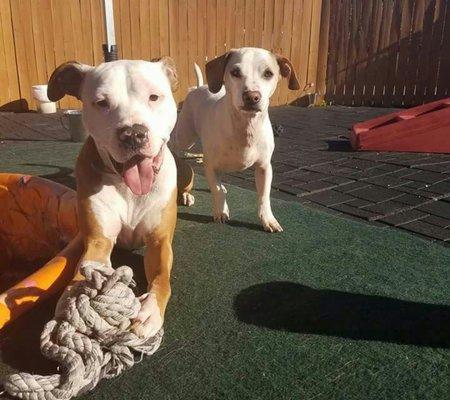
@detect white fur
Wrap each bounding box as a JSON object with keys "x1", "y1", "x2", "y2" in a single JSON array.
[
  {"x1": 173, "y1": 48, "x2": 284, "y2": 232},
  {"x1": 77, "y1": 60, "x2": 178, "y2": 338},
  {"x1": 88, "y1": 147, "x2": 176, "y2": 249}
]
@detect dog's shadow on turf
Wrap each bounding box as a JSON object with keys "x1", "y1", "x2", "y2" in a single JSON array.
[
  {"x1": 177, "y1": 212, "x2": 263, "y2": 232},
  {"x1": 234, "y1": 282, "x2": 450, "y2": 349},
  {"x1": 0, "y1": 249, "x2": 147, "y2": 377}
]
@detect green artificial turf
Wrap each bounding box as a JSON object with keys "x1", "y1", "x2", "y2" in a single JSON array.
[{"x1": 0, "y1": 140, "x2": 449, "y2": 400}]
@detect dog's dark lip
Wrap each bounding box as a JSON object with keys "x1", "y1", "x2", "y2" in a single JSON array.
[
  {"x1": 109, "y1": 154, "x2": 145, "y2": 175},
  {"x1": 240, "y1": 105, "x2": 262, "y2": 112},
  {"x1": 108, "y1": 145, "x2": 164, "y2": 176}
]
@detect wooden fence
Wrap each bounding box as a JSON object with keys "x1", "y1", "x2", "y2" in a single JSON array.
[
  {"x1": 325, "y1": 0, "x2": 450, "y2": 107},
  {"x1": 0, "y1": 0, "x2": 324, "y2": 111},
  {"x1": 1, "y1": 0, "x2": 449, "y2": 111}
]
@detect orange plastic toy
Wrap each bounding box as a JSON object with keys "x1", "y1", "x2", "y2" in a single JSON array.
[{"x1": 0, "y1": 173, "x2": 83, "y2": 329}]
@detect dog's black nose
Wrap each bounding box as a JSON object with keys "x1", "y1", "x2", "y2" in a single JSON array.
[
  {"x1": 118, "y1": 124, "x2": 149, "y2": 149},
  {"x1": 242, "y1": 90, "x2": 261, "y2": 107}
]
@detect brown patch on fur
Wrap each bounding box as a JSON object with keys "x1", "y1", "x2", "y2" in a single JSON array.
[
  {"x1": 143, "y1": 188, "x2": 177, "y2": 318},
  {"x1": 151, "y1": 56, "x2": 179, "y2": 92},
  {"x1": 74, "y1": 137, "x2": 114, "y2": 280},
  {"x1": 173, "y1": 153, "x2": 195, "y2": 203},
  {"x1": 275, "y1": 55, "x2": 300, "y2": 90},
  {"x1": 205, "y1": 51, "x2": 236, "y2": 94},
  {"x1": 47, "y1": 61, "x2": 88, "y2": 101}
]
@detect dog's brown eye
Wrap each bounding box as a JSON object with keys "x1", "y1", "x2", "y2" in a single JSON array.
[
  {"x1": 95, "y1": 99, "x2": 109, "y2": 108},
  {"x1": 263, "y1": 69, "x2": 274, "y2": 79},
  {"x1": 149, "y1": 94, "x2": 159, "y2": 102},
  {"x1": 231, "y1": 68, "x2": 242, "y2": 78}
]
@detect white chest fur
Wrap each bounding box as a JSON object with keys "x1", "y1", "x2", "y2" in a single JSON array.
[
  {"x1": 87, "y1": 148, "x2": 176, "y2": 249},
  {"x1": 201, "y1": 110, "x2": 275, "y2": 172}
]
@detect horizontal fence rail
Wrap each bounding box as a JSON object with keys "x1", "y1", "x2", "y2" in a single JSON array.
[{"x1": 0, "y1": 0, "x2": 323, "y2": 111}]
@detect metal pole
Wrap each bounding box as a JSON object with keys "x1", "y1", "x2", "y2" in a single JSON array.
[{"x1": 102, "y1": 0, "x2": 118, "y2": 62}]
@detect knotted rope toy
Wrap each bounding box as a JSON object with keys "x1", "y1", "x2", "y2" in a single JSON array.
[{"x1": 3, "y1": 262, "x2": 163, "y2": 400}]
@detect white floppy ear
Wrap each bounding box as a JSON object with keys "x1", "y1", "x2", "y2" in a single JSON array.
[
  {"x1": 152, "y1": 56, "x2": 179, "y2": 92},
  {"x1": 47, "y1": 61, "x2": 92, "y2": 101}
]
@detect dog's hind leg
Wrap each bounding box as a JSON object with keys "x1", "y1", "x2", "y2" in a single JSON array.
[{"x1": 174, "y1": 154, "x2": 195, "y2": 206}]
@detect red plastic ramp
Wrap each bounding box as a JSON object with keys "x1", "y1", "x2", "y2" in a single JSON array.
[{"x1": 350, "y1": 98, "x2": 450, "y2": 153}]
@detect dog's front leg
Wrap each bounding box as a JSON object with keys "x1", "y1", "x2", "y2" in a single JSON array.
[
  {"x1": 255, "y1": 163, "x2": 283, "y2": 233},
  {"x1": 131, "y1": 193, "x2": 177, "y2": 339},
  {"x1": 55, "y1": 230, "x2": 114, "y2": 315},
  {"x1": 204, "y1": 164, "x2": 229, "y2": 223}
]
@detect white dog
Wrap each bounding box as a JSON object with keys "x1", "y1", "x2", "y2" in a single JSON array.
[
  {"x1": 173, "y1": 47, "x2": 300, "y2": 232},
  {"x1": 47, "y1": 58, "x2": 184, "y2": 339}
]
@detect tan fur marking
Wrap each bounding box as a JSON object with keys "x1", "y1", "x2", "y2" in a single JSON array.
[
  {"x1": 74, "y1": 138, "x2": 114, "y2": 280},
  {"x1": 174, "y1": 153, "x2": 195, "y2": 203},
  {"x1": 143, "y1": 188, "x2": 177, "y2": 317}
]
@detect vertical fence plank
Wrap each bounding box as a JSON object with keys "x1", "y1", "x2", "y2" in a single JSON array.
[
  {"x1": 206, "y1": 0, "x2": 217, "y2": 61},
  {"x1": 0, "y1": 0, "x2": 20, "y2": 109},
  {"x1": 372, "y1": 0, "x2": 394, "y2": 106},
  {"x1": 187, "y1": 0, "x2": 197, "y2": 86},
  {"x1": 435, "y1": 0, "x2": 450, "y2": 99},
  {"x1": 244, "y1": 0, "x2": 255, "y2": 46},
  {"x1": 225, "y1": 0, "x2": 236, "y2": 51},
  {"x1": 262, "y1": 0, "x2": 274, "y2": 52},
  {"x1": 286, "y1": 0, "x2": 304, "y2": 104},
  {"x1": 149, "y1": 0, "x2": 160, "y2": 57},
  {"x1": 325, "y1": 0, "x2": 337, "y2": 103},
  {"x1": 168, "y1": 0, "x2": 180, "y2": 101},
  {"x1": 254, "y1": 0, "x2": 264, "y2": 48},
  {"x1": 216, "y1": 0, "x2": 226, "y2": 56},
  {"x1": 129, "y1": 0, "x2": 141, "y2": 59},
  {"x1": 280, "y1": 0, "x2": 295, "y2": 105},
  {"x1": 365, "y1": 0, "x2": 383, "y2": 105},
  {"x1": 235, "y1": 0, "x2": 245, "y2": 48},
  {"x1": 415, "y1": 0, "x2": 436, "y2": 101},
  {"x1": 333, "y1": 0, "x2": 347, "y2": 103},
  {"x1": 403, "y1": 0, "x2": 425, "y2": 105},
  {"x1": 178, "y1": 0, "x2": 188, "y2": 97},
  {"x1": 159, "y1": 0, "x2": 170, "y2": 58},
  {"x1": 139, "y1": 0, "x2": 151, "y2": 60},
  {"x1": 299, "y1": 0, "x2": 313, "y2": 96},
  {"x1": 113, "y1": 0, "x2": 123, "y2": 59},
  {"x1": 196, "y1": 0, "x2": 206, "y2": 71},
  {"x1": 306, "y1": 0, "x2": 322, "y2": 103},
  {"x1": 392, "y1": 0, "x2": 414, "y2": 105},
  {"x1": 271, "y1": 0, "x2": 284, "y2": 104},
  {"x1": 316, "y1": 0, "x2": 330, "y2": 103},
  {"x1": 423, "y1": 0, "x2": 446, "y2": 101}
]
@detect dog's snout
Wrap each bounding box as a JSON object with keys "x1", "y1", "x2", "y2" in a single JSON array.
[
  {"x1": 118, "y1": 124, "x2": 149, "y2": 149},
  {"x1": 242, "y1": 90, "x2": 261, "y2": 107}
]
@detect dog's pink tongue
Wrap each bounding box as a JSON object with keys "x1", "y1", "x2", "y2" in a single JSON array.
[{"x1": 122, "y1": 157, "x2": 154, "y2": 195}]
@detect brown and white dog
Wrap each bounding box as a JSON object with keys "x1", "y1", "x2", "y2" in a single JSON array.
[
  {"x1": 48, "y1": 58, "x2": 187, "y2": 339},
  {"x1": 173, "y1": 48, "x2": 300, "y2": 232}
]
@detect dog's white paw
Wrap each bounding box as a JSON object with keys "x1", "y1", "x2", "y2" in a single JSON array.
[
  {"x1": 131, "y1": 293, "x2": 163, "y2": 339},
  {"x1": 181, "y1": 192, "x2": 195, "y2": 207},
  {"x1": 261, "y1": 215, "x2": 283, "y2": 233},
  {"x1": 213, "y1": 203, "x2": 230, "y2": 223}
]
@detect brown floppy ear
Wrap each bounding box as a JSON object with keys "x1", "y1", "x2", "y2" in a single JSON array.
[
  {"x1": 205, "y1": 51, "x2": 234, "y2": 94},
  {"x1": 276, "y1": 55, "x2": 300, "y2": 90},
  {"x1": 47, "y1": 61, "x2": 91, "y2": 101},
  {"x1": 152, "y1": 56, "x2": 179, "y2": 92}
]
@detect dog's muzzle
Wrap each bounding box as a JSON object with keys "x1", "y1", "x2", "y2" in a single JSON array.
[
  {"x1": 241, "y1": 90, "x2": 262, "y2": 112},
  {"x1": 118, "y1": 124, "x2": 149, "y2": 150}
]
